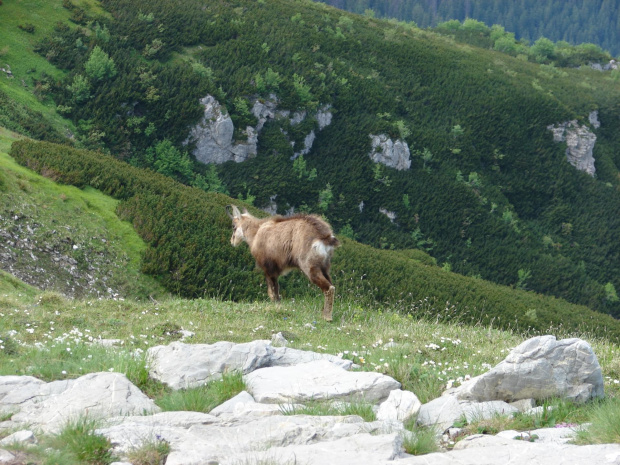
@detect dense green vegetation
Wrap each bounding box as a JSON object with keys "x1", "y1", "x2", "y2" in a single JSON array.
[
  {"x1": 1, "y1": 0, "x2": 620, "y2": 320},
  {"x1": 318, "y1": 0, "x2": 620, "y2": 56},
  {"x1": 10, "y1": 138, "x2": 620, "y2": 341}
]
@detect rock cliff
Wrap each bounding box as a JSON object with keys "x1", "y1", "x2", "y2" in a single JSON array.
[
  {"x1": 547, "y1": 113, "x2": 598, "y2": 176},
  {"x1": 369, "y1": 134, "x2": 411, "y2": 170}
]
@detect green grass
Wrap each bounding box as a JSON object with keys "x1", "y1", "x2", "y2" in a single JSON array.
[
  {"x1": 575, "y1": 397, "x2": 620, "y2": 445},
  {"x1": 0, "y1": 132, "x2": 166, "y2": 299},
  {"x1": 156, "y1": 371, "x2": 246, "y2": 412},
  {"x1": 280, "y1": 399, "x2": 376, "y2": 421},
  {"x1": 0, "y1": 0, "x2": 86, "y2": 136},
  {"x1": 126, "y1": 436, "x2": 171, "y2": 465},
  {"x1": 402, "y1": 423, "x2": 440, "y2": 455}
]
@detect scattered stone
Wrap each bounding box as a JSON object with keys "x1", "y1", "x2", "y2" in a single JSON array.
[
  {"x1": 147, "y1": 340, "x2": 275, "y2": 389},
  {"x1": 147, "y1": 340, "x2": 353, "y2": 390},
  {"x1": 4, "y1": 372, "x2": 160, "y2": 433},
  {"x1": 271, "y1": 331, "x2": 288, "y2": 347},
  {"x1": 0, "y1": 449, "x2": 16, "y2": 463},
  {"x1": 208, "y1": 391, "x2": 282, "y2": 419},
  {"x1": 509, "y1": 398, "x2": 536, "y2": 412}
]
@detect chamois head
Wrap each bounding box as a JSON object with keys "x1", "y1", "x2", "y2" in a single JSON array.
[{"x1": 226, "y1": 204, "x2": 249, "y2": 247}]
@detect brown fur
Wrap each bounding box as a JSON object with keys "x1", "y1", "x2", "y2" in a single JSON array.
[{"x1": 227, "y1": 206, "x2": 340, "y2": 321}]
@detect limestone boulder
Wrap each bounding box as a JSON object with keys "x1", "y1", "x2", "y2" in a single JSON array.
[
  {"x1": 147, "y1": 340, "x2": 274, "y2": 389},
  {"x1": 147, "y1": 341, "x2": 354, "y2": 390},
  {"x1": 451, "y1": 336, "x2": 604, "y2": 403},
  {"x1": 4, "y1": 372, "x2": 160, "y2": 433}
]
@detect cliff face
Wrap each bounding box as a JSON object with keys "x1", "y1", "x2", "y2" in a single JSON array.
[
  {"x1": 185, "y1": 95, "x2": 258, "y2": 164},
  {"x1": 548, "y1": 112, "x2": 598, "y2": 177}
]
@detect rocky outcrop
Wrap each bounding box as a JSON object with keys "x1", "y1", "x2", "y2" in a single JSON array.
[
  {"x1": 186, "y1": 95, "x2": 333, "y2": 164},
  {"x1": 185, "y1": 95, "x2": 258, "y2": 164},
  {"x1": 0, "y1": 335, "x2": 613, "y2": 464},
  {"x1": 369, "y1": 134, "x2": 411, "y2": 170},
  {"x1": 548, "y1": 119, "x2": 597, "y2": 176}
]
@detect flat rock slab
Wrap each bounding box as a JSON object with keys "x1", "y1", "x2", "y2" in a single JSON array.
[
  {"x1": 99, "y1": 413, "x2": 380, "y2": 464},
  {"x1": 147, "y1": 341, "x2": 353, "y2": 390},
  {"x1": 244, "y1": 359, "x2": 401, "y2": 404},
  {"x1": 2, "y1": 372, "x2": 160, "y2": 433},
  {"x1": 396, "y1": 437, "x2": 620, "y2": 465},
  {"x1": 226, "y1": 432, "x2": 403, "y2": 465},
  {"x1": 148, "y1": 341, "x2": 274, "y2": 389}
]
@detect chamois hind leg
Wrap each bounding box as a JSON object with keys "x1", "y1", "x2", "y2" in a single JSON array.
[
  {"x1": 266, "y1": 275, "x2": 281, "y2": 302},
  {"x1": 308, "y1": 266, "x2": 335, "y2": 322}
]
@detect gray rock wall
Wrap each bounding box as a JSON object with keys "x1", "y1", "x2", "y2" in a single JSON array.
[
  {"x1": 369, "y1": 134, "x2": 411, "y2": 170},
  {"x1": 548, "y1": 118, "x2": 597, "y2": 176}
]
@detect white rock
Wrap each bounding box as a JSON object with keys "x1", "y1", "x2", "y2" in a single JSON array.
[
  {"x1": 416, "y1": 395, "x2": 463, "y2": 433},
  {"x1": 226, "y1": 432, "x2": 402, "y2": 465},
  {"x1": 451, "y1": 336, "x2": 604, "y2": 403},
  {"x1": 6, "y1": 372, "x2": 160, "y2": 433},
  {"x1": 270, "y1": 346, "x2": 354, "y2": 370},
  {"x1": 147, "y1": 340, "x2": 274, "y2": 389},
  {"x1": 460, "y1": 400, "x2": 518, "y2": 423},
  {"x1": 0, "y1": 449, "x2": 16, "y2": 463},
  {"x1": 399, "y1": 440, "x2": 620, "y2": 465},
  {"x1": 0, "y1": 430, "x2": 36, "y2": 446},
  {"x1": 509, "y1": 398, "x2": 536, "y2": 412},
  {"x1": 376, "y1": 389, "x2": 421, "y2": 423},
  {"x1": 245, "y1": 360, "x2": 400, "y2": 404},
  {"x1": 209, "y1": 391, "x2": 282, "y2": 419}
]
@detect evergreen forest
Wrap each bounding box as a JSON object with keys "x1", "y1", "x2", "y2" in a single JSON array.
[{"x1": 318, "y1": 0, "x2": 620, "y2": 56}]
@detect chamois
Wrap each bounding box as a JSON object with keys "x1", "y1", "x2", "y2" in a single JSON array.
[{"x1": 226, "y1": 205, "x2": 340, "y2": 321}]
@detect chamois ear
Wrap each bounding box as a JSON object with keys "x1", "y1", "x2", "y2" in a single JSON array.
[
  {"x1": 225, "y1": 205, "x2": 242, "y2": 219},
  {"x1": 242, "y1": 207, "x2": 249, "y2": 214}
]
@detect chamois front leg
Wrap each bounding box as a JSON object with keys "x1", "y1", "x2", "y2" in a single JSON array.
[{"x1": 266, "y1": 275, "x2": 281, "y2": 302}]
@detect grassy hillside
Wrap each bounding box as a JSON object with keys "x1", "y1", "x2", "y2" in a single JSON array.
[
  {"x1": 0, "y1": 129, "x2": 164, "y2": 299},
  {"x1": 1, "y1": 267, "x2": 620, "y2": 461},
  {"x1": 8, "y1": 138, "x2": 620, "y2": 343},
  {"x1": 1, "y1": 0, "x2": 619, "y2": 318}
]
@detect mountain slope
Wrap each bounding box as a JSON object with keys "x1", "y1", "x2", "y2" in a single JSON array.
[
  {"x1": 0, "y1": 128, "x2": 165, "y2": 299},
  {"x1": 1, "y1": 0, "x2": 619, "y2": 316}
]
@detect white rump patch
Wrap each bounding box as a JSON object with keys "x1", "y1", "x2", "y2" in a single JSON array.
[{"x1": 312, "y1": 240, "x2": 332, "y2": 258}]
